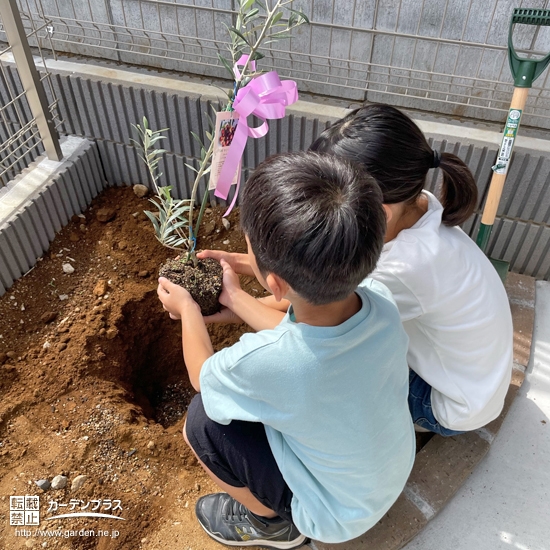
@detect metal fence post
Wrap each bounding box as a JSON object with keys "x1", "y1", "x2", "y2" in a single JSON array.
[{"x1": 0, "y1": 0, "x2": 62, "y2": 161}]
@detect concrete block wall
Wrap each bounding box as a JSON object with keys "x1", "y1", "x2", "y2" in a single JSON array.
[
  {"x1": 0, "y1": 59, "x2": 45, "y2": 185},
  {"x1": 5, "y1": 0, "x2": 550, "y2": 129},
  {"x1": 1, "y1": 56, "x2": 550, "y2": 280}
]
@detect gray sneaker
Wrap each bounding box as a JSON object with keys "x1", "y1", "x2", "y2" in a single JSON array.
[{"x1": 195, "y1": 492, "x2": 307, "y2": 549}]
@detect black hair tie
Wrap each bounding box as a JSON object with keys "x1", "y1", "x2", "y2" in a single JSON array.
[{"x1": 432, "y1": 150, "x2": 441, "y2": 169}]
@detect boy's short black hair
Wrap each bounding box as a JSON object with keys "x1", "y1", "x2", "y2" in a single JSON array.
[{"x1": 241, "y1": 151, "x2": 386, "y2": 305}]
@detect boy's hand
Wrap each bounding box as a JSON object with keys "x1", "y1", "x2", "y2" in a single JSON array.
[
  {"x1": 197, "y1": 250, "x2": 254, "y2": 277},
  {"x1": 157, "y1": 277, "x2": 199, "y2": 320},
  {"x1": 218, "y1": 259, "x2": 243, "y2": 309}
]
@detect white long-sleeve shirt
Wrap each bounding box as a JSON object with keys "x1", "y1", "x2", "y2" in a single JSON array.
[{"x1": 372, "y1": 191, "x2": 513, "y2": 431}]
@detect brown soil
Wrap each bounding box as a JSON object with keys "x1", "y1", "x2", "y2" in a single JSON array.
[
  {"x1": 159, "y1": 258, "x2": 223, "y2": 317},
  {"x1": 0, "y1": 186, "x2": 268, "y2": 550}
]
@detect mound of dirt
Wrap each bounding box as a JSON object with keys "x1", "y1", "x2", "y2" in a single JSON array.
[{"x1": 0, "y1": 186, "x2": 266, "y2": 549}]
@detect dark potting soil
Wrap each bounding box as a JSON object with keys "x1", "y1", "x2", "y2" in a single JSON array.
[{"x1": 159, "y1": 257, "x2": 223, "y2": 316}]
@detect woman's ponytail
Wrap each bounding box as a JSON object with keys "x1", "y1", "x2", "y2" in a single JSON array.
[
  {"x1": 438, "y1": 153, "x2": 478, "y2": 227},
  {"x1": 310, "y1": 103, "x2": 479, "y2": 227}
]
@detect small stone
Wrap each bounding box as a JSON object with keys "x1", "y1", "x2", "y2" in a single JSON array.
[
  {"x1": 133, "y1": 184, "x2": 149, "y2": 198},
  {"x1": 25, "y1": 539, "x2": 34, "y2": 547},
  {"x1": 146, "y1": 441, "x2": 155, "y2": 450},
  {"x1": 58, "y1": 343, "x2": 67, "y2": 352},
  {"x1": 223, "y1": 240, "x2": 230, "y2": 245},
  {"x1": 43, "y1": 341, "x2": 51, "y2": 350},
  {"x1": 118, "y1": 241, "x2": 128, "y2": 250},
  {"x1": 69, "y1": 232, "x2": 80, "y2": 242},
  {"x1": 205, "y1": 208, "x2": 212, "y2": 214},
  {"x1": 93, "y1": 280, "x2": 109, "y2": 296},
  {"x1": 222, "y1": 218, "x2": 230, "y2": 230},
  {"x1": 99, "y1": 328, "x2": 106, "y2": 336},
  {"x1": 141, "y1": 539, "x2": 147, "y2": 544},
  {"x1": 195, "y1": 482, "x2": 201, "y2": 492},
  {"x1": 51, "y1": 475, "x2": 68, "y2": 490},
  {"x1": 70, "y1": 474, "x2": 88, "y2": 492},
  {"x1": 105, "y1": 328, "x2": 117, "y2": 340},
  {"x1": 203, "y1": 221, "x2": 216, "y2": 236},
  {"x1": 58, "y1": 294, "x2": 69, "y2": 301},
  {"x1": 138, "y1": 270, "x2": 149, "y2": 278},
  {"x1": 96, "y1": 208, "x2": 116, "y2": 223},
  {"x1": 40, "y1": 311, "x2": 59, "y2": 325},
  {"x1": 6, "y1": 351, "x2": 16, "y2": 359},
  {"x1": 62, "y1": 263, "x2": 75, "y2": 274},
  {"x1": 75, "y1": 307, "x2": 81, "y2": 312},
  {"x1": 79, "y1": 224, "x2": 87, "y2": 233},
  {"x1": 35, "y1": 479, "x2": 50, "y2": 491}
]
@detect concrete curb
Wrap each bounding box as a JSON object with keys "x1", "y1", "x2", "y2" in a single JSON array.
[
  {"x1": 0, "y1": 137, "x2": 105, "y2": 296},
  {"x1": 309, "y1": 273, "x2": 534, "y2": 550}
]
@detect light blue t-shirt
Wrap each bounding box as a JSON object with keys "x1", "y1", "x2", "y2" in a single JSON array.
[{"x1": 200, "y1": 278, "x2": 415, "y2": 543}]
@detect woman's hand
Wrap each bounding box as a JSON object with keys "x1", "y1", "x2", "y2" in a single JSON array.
[
  {"x1": 197, "y1": 250, "x2": 255, "y2": 277},
  {"x1": 203, "y1": 307, "x2": 244, "y2": 325}
]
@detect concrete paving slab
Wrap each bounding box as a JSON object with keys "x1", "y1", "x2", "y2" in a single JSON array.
[
  {"x1": 306, "y1": 276, "x2": 536, "y2": 550},
  {"x1": 403, "y1": 280, "x2": 550, "y2": 550}
]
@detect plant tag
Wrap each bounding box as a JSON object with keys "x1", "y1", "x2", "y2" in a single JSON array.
[
  {"x1": 209, "y1": 111, "x2": 242, "y2": 190},
  {"x1": 493, "y1": 109, "x2": 522, "y2": 175}
]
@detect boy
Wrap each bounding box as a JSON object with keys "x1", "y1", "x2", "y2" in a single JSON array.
[{"x1": 157, "y1": 152, "x2": 415, "y2": 547}]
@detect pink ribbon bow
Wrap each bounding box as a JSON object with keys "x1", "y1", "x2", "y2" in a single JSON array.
[{"x1": 214, "y1": 55, "x2": 299, "y2": 214}]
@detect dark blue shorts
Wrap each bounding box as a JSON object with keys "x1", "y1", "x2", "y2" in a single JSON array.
[
  {"x1": 408, "y1": 370, "x2": 465, "y2": 437},
  {"x1": 185, "y1": 393, "x2": 293, "y2": 521}
]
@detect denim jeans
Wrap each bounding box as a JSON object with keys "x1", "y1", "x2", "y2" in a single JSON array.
[{"x1": 408, "y1": 370, "x2": 466, "y2": 437}]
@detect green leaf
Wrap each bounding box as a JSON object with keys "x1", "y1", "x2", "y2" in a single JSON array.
[
  {"x1": 172, "y1": 205, "x2": 191, "y2": 218},
  {"x1": 270, "y1": 31, "x2": 291, "y2": 39},
  {"x1": 289, "y1": 8, "x2": 310, "y2": 25},
  {"x1": 218, "y1": 53, "x2": 235, "y2": 78},
  {"x1": 271, "y1": 11, "x2": 284, "y2": 25},
  {"x1": 169, "y1": 220, "x2": 188, "y2": 231},
  {"x1": 184, "y1": 162, "x2": 198, "y2": 173},
  {"x1": 251, "y1": 51, "x2": 265, "y2": 61},
  {"x1": 190, "y1": 131, "x2": 204, "y2": 149},
  {"x1": 240, "y1": 0, "x2": 255, "y2": 10},
  {"x1": 164, "y1": 235, "x2": 186, "y2": 247},
  {"x1": 243, "y1": 8, "x2": 259, "y2": 22},
  {"x1": 148, "y1": 198, "x2": 163, "y2": 211},
  {"x1": 144, "y1": 210, "x2": 160, "y2": 233},
  {"x1": 229, "y1": 27, "x2": 250, "y2": 47}
]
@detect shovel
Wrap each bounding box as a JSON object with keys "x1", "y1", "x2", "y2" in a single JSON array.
[{"x1": 476, "y1": 8, "x2": 550, "y2": 282}]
